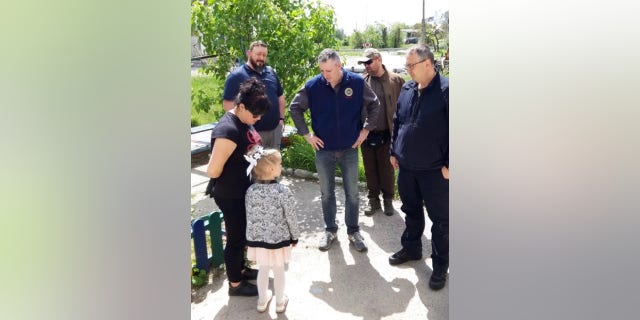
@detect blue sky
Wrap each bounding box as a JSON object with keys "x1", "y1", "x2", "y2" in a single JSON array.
[{"x1": 319, "y1": 0, "x2": 449, "y2": 35}]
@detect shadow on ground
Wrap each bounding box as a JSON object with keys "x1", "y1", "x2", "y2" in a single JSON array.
[{"x1": 310, "y1": 244, "x2": 415, "y2": 320}]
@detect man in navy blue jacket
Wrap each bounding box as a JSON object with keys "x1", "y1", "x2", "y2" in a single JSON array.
[
  {"x1": 389, "y1": 45, "x2": 450, "y2": 291},
  {"x1": 289, "y1": 48, "x2": 381, "y2": 253}
]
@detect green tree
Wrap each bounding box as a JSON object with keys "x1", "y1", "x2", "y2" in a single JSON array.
[
  {"x1": 439, "y1": 11, "x2": 449, "y2": 35},
  {"x1": 191, "y1": 0, "x2": 339, "y2": 112},
  {"x1": 349, "y1": 31, "x2": 364, "y2": 49},
  {"x1": 335, "y1": 28, "x2": 346, "y2": 42},
  {"x1": 388, "y1": 23, "x2": 408, "y2": 48},
  {"x1": 381, "y1": 27, "x2": 388, "y2": 49},
  {"x1": 410, "y1": 11, "x2": 449, "y2": 52},
  {"x1": 436, "y1": 11, "x2": 449, "y2": 49},
  {"x1": 361, "y1": 24, "x2": 384, "y2": 48},
  {"x1": 335, "y1": 28, "x2": 349, "y2": 47}
]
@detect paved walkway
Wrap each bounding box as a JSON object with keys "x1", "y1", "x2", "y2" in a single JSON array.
[{"x1": 190, "y1": 160, "x2": 448, "y2": 320}]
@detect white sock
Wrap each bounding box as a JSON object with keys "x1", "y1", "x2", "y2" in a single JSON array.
[
  {"x1": 272, "y1": 265, "x2": 286, "y2": 303},
  {"x1": 257, "y1": 266, "x2": 271, "y2": 303}
]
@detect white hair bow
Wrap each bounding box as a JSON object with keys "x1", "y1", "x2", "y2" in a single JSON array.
[{"x1": 244, "y1": 145, "x2": 265, "y2": 177}]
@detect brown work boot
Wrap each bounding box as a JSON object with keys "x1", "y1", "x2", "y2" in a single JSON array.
[
  {"x1": 364, "y1": 199, "x2": 382, "y2": 216},
  {"x1": 383, "y1": 199, "x2": 395, "y2": 216}
]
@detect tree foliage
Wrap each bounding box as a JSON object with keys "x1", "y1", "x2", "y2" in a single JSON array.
[
  {"x1": 335, "y1": 28, "x2": 346, "y2": 41},
  {"x1": 191, "y1": 0, "x2": 339, "y2": 110},
  {"x1": 388, "y1": 23, "x2": 409, "y2": 48},
  {"x1": 361, "y1": 24, "x2": 385, "y2": 48},
  {"x1": 381, "y1": 27, "x2": 388, "y2": 49},
  {"x1": 349, "y1": 31, "x2": 364, "y2": 49},
  {"x1": 439, "y1": 11, "x2": 449, "y2": 35},
  {"x1": 339, "y1": 9, "x2": 449, "y2": 50}
]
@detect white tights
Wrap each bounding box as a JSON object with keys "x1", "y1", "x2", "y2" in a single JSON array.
[{"x1": 257, "y1": 265, "x2": 286, "y2": 304}]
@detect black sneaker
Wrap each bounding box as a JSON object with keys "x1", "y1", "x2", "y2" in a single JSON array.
[
  {"x1": 228, "y1": 280, "x2": 258, "y2": 296},
  {"x1": 429, "y1": 269, "x2": 448, "y2": 291},
  {"x1": 242, "y1": 268, "x2": 258, "y2": 280},
  {"x1": 388, "y1": 249, "x2": 422, "y2": 265}
]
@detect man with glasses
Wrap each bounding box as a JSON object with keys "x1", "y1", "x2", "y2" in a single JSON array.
[
  {"x1": 356, "y1": 48, "x2": 405, "y2": 217},
  {"x1": 289, "y1": 48, "x2": 381, "y2": 253},
  {"x1": 223, "y1": 40, "x2": 286, "y2": 149},
  {"x1": 389, "y1": 45, "x2": 450, "y2": 291}
]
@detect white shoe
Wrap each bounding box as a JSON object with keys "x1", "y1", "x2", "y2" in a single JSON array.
[
  {"x1": 256, "y1": 290, "x2": 273, "y2": 312},
  {"x1": 276, "y1": 295, "x2": 289, "y2": 313}
]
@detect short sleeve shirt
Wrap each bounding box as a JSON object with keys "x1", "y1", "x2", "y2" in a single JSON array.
[
  {"x1": 210, "y1": 112, "x2": 262, "y2": 198},
  {"x1": 222, "y1": 64, "x2": 284, "y2": 131}
]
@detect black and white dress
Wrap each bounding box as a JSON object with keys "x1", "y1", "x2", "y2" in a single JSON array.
[{"x1": 245, "y1": 180, "x2": 300, "y2": 267}]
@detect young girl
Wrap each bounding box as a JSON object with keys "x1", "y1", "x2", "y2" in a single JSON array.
[{"x1": 245, "y1": 148, "x2": 300, "y2": 313}]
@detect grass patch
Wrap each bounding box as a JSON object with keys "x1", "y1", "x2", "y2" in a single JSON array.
[{"x1": 191, "y1": 75, "x2": 224, "y2": 127}]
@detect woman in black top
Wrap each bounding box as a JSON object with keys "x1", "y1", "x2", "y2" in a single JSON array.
[{"x1": 206, "y1": 78, "x2": 270, "y2": 296}]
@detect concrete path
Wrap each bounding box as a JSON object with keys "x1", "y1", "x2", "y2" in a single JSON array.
[{"x1": 190, "y1": 160, "x2": 448, "y2": 320}]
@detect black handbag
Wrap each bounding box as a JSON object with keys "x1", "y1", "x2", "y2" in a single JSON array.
[
  {"x1": 204, "y1": 178, "x2": 216, "y2": 197},
  {"x1": 365, "y1": 131, "x2": 387, "y2": 148}
]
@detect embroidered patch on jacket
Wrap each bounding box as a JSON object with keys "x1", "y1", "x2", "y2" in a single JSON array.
[{"x1": 344, "y1": 87, "x2": 353, "y2": 97}]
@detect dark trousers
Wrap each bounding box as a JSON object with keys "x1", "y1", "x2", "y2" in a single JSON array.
[
  {"x1": 361, "y1": 138, "x2": 396, "y2": 201},
  {"x1": 212, "y1": 196, "x2": 247, "y2": 283},
  {"x1": 397, "y1": 167, "x2": 449, "y2": 270}
]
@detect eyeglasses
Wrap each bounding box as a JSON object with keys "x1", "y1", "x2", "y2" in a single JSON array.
[
  {"x1": 358, "y1": 59, "x2": 374, "y2": 66},
  {"x1": 404, "y1": 59, "x2": 427, "y2": 70}
]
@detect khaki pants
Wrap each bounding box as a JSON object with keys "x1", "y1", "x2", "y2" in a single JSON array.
[{"x1": 258, "y1": 123, "x2": 283, "y2": 149}]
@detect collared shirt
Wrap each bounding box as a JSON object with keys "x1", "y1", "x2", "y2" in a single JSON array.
[{"x1": 223, "y1": 64, "x2": 284, "y2": 131}]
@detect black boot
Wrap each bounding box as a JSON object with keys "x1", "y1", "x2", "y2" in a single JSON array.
[
  {"x1": 364, "y1": 199, "x2": 382, "y2": 216},
  {"x1": 429, "y1": 265, "x2": 448, "y2": 291},
  {"x1": 383, "y1": 199, "x2": 394, "y2": 216}
]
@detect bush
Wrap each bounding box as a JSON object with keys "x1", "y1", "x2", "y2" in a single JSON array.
[
  {"x1": 191, "y1": 267, "x2": 207, "y2": 287},
  {"x1": 281, "y1": 135, "x2": 316, "y2": 173},
  {"x1": 281, "y1": 134, "x2": 367, "y2": 182}
]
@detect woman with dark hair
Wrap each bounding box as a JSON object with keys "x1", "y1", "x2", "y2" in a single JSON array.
[{"x1": 206, "y1": 77, "x2": 271, "y2": 296}]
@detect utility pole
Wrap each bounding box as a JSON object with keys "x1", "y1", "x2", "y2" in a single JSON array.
[{"x1": 421, "y1": 0, "x2": 427, "y2": 45}]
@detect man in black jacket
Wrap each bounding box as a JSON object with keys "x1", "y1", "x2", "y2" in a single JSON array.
[{"x1": 389, "y1": 45, "x2": 449, "y2": 291}]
